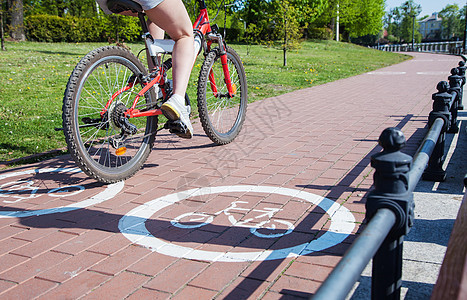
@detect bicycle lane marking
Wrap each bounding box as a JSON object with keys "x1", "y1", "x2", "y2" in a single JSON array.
[
  {"x1": 0, "y1": 167, "x2": 124, "y2": 218},
  {"x1": 119, "y1": 185, "x2": 356, "y2": 262},
  {"x1": 170, "y1": 200, "x2": 295, "y2": 239}
]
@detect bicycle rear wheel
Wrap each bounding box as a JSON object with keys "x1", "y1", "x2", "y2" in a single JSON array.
[
  {"x1": 197, "y1": 46, "x2": 247, "y2": 145},
  {"x1": 62, "y1": 46, "x2": 158, "y2": 183}
]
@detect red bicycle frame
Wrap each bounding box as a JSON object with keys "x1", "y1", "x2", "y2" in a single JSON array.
[{"x1": 101, "y1": 0, "x2": 235, "y2": 120}]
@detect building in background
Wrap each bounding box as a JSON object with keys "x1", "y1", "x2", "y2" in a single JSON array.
[{"x1": 419, "y1": 13, "x2": 443, "y2": 40}]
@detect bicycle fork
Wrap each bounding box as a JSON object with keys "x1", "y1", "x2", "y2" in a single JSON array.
[{"x1": 205, "y1": 31, "x2": 237, "y2": 99}]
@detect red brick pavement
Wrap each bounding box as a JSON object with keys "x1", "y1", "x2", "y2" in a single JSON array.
[{"x1": 0, "y1": 52, "x2": 461, "y2": 299}]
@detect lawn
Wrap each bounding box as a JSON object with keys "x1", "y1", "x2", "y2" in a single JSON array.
[{"x1": 0, "y1": 40, "x2": 409, "y2": 165}]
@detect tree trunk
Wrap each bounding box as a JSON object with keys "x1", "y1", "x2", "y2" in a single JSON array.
[
  {"x1": 283, "y1": 13, "x2": 287, "y2": 67},
  {"x1": 1, "y1": 11, "x2": 6, "y2": 50},
  {"x1": 8, "y1": 0, "x2": 25, "y2": 41}
]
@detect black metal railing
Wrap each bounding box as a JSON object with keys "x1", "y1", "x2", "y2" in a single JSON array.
[{"x1": 312, "y1": 59, "x2": 465, "y2": 300}]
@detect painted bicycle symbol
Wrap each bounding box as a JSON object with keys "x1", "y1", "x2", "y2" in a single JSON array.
[
  {"x1": 0, "y1": 168, "x2": 124, "y2": 218},
  {"x1": 171, "y1": 200, "x2": 295, "y2": 238},
  {"x1": 0, "y1": 180, "x2": 85, "y2": 203}
]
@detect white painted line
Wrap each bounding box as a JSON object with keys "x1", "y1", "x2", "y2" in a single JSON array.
[
  {"x1": 366, "y1": 71, "x2": 406, "y2": 75},
  {"x1": 416, "y1": 71, "x2": 450, "y2": 75},
  {"x1": 119, "y1": 185, "x2": 356, "y2": 262}
]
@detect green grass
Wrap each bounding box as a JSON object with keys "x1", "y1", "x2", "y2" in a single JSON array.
[{"x1": 0, "y1": 40, "x2": 409, "y2": 165}]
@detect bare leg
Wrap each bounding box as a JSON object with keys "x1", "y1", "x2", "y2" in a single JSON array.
[
  {"x1": 148, "y1": 21, "x2": 164, "y2": 39},
  {"x1": 144, "y1": 0, "x2": 194, "y2": 97},
  {"x1": 147, "y1": 21, "x2": 164, "y2": 70}
]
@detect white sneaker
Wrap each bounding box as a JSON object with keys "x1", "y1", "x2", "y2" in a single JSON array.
[{"x1": 161, "y1": 94, "x2": 193, "y2": 139}]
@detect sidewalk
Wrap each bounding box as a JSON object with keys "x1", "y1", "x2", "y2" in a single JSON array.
[{"x1": 0, "y1": 52, "x2": 464, "y2": 299}]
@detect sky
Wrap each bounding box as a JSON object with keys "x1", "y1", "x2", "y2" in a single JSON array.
[{"x1": 385, "y1": 0, "x2": 466, "y2": 17}]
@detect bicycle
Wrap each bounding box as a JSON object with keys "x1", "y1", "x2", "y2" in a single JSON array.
[
  {"x1": 61, "y1": 0, "x2": 247, "y2": 183},
  {"x1": 171, "y1": 200, "x2": 295, "y2": 238}
]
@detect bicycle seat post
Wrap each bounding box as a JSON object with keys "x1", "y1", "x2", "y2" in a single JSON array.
[
  {"x1": 138, "y1": 12, "x2": 152, "y2": 41},
  {"x1": 197, "y1": 0, "x2": 207, "y2": 9},
  {"x1": 137, "y1": 11, "x2": 162, "y2": 71}
]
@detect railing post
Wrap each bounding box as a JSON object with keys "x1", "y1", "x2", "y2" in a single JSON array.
[
  {"x1": 457, "y1": 61, "x2": 466, "y2": 110},
  {"x1": 366, "y1": 128, "x2": 414, "y2": 300},
  {"x1": 423, "y1": 82, "x2": 452, "y2": 181},
  {"x1": 448, "y1": 68, "x2": 462, "y2": 133}
]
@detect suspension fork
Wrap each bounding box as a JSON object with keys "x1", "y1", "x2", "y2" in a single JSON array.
[
  {"x1": 220, "y1": 49, "x2": 235, "y2": 98},
  {"x1": 206, "y1": 34, "x2": 235, "y2": 98}
]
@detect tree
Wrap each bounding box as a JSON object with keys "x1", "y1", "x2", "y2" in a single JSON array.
[
  {"x1": 24, "y1": 0, "x2": 98, "y2": 17},
  {"x1": 400, "y1": 0, "x2": 422, "y2": 43},
  {"x1": 385, "y1": 7, "x2": 402, "y2": 42},
  {"x1": 1, "y1": 8, "x2": 5, "y2": 50},
  {"x1": 342, "y1": 0, "x2": 385, "y2": 37},
  {"x1": 287, "y1": 0, "x2": 326, "y2": 33},
  {"x1": 461, "y1": 5, "x2": 467, "y2": 39},
  {"x1": 7, "y1": 0, "x2": 24, "y2": 41},
  {"x1": 439, "y1": 4, "x2": 461, "y2": 40},
  {"x1": 235, "y1": 0, "x2": 273, "y2": 30},
  {"x1": 310, "y1": 0, "x2": 385, "y2": 41},
  {"x1": 274, "y1": 0, "x2": 302, "y2": 66}
]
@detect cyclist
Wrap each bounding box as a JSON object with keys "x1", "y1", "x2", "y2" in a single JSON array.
[{"x1": 96, "y1": 0, "x2": 194, "y2": 138}]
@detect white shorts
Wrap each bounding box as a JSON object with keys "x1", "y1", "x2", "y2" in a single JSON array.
[{"x1": 97, "y1": 0, "x2": 165, "y2": 14}]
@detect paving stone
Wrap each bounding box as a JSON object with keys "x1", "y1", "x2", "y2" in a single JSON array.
[
  {"x1": 284, "y1": 261, "x2": 333, "y2": 282},
  {"x1": 172, "y1": 285, "x2": 218, "y2": 299},
  {"x1": 86, "y1": 234, "x2": 132, "y2": 256},
  {"x1": 126, "y1": 287, "x2": 171, "y2": 299},
  {"x1": 10, "y1": 231, "x2": 75, "y2": 258},
  {"x1": 89, "y1": 244, "x2": 150, "y2": 276},
  {"x1": 189, "y1": 261, "x2": 250, "y2": 291},
  {"x1": 0, "y1": 251, "x2": 70, "y2": 283},
  {"x1": 269, "y1": 274, "x2": 320, "y2": 298},
  {"x1": 143, "y1": 259, "x2": 209, "y2": 293},
  {"x1": 52, "y1": 230, "x2": 113, "y2": 255},
  {"x1": 0, "y1": 277, "x2": 57, "y2": 299},
  {"x1": 217, "y1": 276, "x2": 272, "y2": 299},
  {"x1": 82, "y1": 271, "x2": 150, "y2": 299},
  {"x1": 0, "y1": 225, "x2": 26, "y2": 241},
  {"x1": 37, "y1": 271, "x2": 110, "y2": 299},
  {"x1": 0, "y1": 279, "x2": 16, "y2": 294},
  {"x1": 0, "y1": 238, "x2": 29, "y2": 256},
  {"x1": 36, "y1": 251, "x2": 107, "y2": 283},
  {"x1": 0, "y1": 254, "x2": 28, "y2": 274}
]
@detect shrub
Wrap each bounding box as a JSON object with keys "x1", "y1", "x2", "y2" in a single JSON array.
[
  {"x1": 69, "y1": 17, "x2": 103, "y2": 42},
  {"x1": 25, "y1": 15, "x2": 71, "y2": 42},
  {"x1": 308, "y1": 27, "x2": 333, "y2": 40},
  {"x1": 25, "y1": 14, "x2": 142, "y2": 43},
  {"x1": 100, "y1": 15, "x2": 142, "y2": 43}
]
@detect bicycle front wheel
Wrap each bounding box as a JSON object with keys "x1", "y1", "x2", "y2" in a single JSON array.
[
  {"x1": 197, "y1": 46, "x2": 247, "y2": 145},
  {"x1": 62, "y1": 46, "x2": 157, "y2": 183}
]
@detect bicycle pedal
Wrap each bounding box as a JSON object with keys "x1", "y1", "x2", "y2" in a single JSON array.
[{"x1": 164, "y1": 120, "x2": 188, "y2": 135}]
